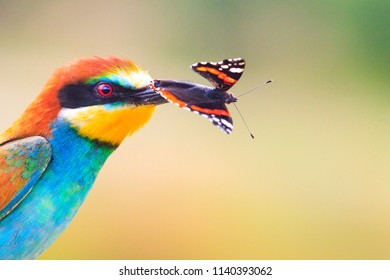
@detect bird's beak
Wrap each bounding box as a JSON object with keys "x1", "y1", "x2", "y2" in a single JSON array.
[{"x1": 128, "y1": 86, "x2": 167, "y2": 106}]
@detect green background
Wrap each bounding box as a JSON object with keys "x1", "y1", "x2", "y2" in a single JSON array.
[{"x1": 0, "y1": 0, "x2": 389, "y2": 259}]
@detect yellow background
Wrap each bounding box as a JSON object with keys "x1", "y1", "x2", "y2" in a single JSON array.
[{"x1": 0, "y1": 1, "x2": 389, "y2": 259}]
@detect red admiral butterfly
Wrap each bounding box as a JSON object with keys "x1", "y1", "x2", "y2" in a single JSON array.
[{"x1": 150, "y1": 58, "x2": 245, "y2": 134}]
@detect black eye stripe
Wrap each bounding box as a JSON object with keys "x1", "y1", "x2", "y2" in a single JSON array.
[{"x1": 58, "y1": 83, "x2": 131, "y2": 109}]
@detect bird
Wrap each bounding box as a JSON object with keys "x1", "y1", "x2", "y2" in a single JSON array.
[{"x1": 0, "y1": 56, "x2": 167, "y2": 259}]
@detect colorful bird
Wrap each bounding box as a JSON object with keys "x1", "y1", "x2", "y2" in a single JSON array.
[
  {"x1": 0, "y1": 57, "x2": 167, "y2": 259},
  {"x1": 0, "y1": 56, "x2": 248, "y2": 259}
]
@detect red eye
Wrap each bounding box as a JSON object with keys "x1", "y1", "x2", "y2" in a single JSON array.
[{"x1": 96, "y1": 83, "x2": 113, "y2": 97}]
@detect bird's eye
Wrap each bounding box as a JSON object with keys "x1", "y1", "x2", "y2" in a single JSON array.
[
  {"x1": 153, "y1": 80, "x2": 160, "y2": 87},
  {"x1": 96, "y1": 83, "x2": 113, "y2": 97}
]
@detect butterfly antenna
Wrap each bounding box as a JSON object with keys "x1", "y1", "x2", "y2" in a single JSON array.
[
  {"x1": 236, "y1": 79, "x2": 273, "y2": 98},
  {"x1": 233, "y1": 103, "x2": 255, "y2": 139}
]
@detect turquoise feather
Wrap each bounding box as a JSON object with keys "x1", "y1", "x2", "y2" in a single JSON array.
[
  {"x1": 0, "y1": 116, "x2": 115, "y2": 259},
  {"x1": 0, "y1": 136, "x2": 51, "y2": 220}
]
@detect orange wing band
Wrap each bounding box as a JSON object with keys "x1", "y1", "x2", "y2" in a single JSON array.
[
  {"x1": 196, "y1": 66, "x2": 237, "y2": 85},
  {"x1": 189, "y1": 105, "x2": 230, "y2": 117},
  {"x1": 158, "y1": 88, "x2": 230, "y2": 117},
  {"x1": 160, "y1": 90, "x2": 188, "y2": 108}
]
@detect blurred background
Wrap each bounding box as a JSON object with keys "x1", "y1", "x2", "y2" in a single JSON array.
[{"x1": 0, "y1": 0, "x2": 389, "y2": 259}]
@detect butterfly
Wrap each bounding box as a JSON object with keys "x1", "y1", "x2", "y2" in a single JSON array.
[{"x1": 149, "y1": 58, "x2": 245, "y2": 134}]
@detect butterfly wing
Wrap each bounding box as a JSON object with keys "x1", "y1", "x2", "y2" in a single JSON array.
[
  {"x1": 150, "y1": 80, "x2": 234, "y2": 134},
  {"x1": 191, "y1": 58, "x2": 245, "y2": 91}
]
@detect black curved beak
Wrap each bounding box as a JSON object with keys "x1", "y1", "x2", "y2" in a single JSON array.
[{"x1": 129, "y1": 86, "x2": 168, "y2": 106}]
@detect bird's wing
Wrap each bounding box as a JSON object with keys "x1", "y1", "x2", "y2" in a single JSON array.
[{"x1": 0, "y1": 136, "x2": 51, "y2": 220}]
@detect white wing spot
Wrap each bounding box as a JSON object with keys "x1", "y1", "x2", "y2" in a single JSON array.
[
  {"x1": 221, "y1": 119, "x2": 233, "y2": 128},
  {"x1": 212, "y1": 117, "x2": 220, "y2": 123},
  {"x1": 229, "y1": 67, "x2": 244, "y2": 73}
]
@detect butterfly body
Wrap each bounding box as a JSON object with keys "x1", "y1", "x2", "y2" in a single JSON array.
[{"x1": 150, "y1": 58, "x2": 245, "y2": 134}]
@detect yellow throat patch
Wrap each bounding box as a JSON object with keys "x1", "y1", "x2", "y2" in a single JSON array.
[{"x1": 60, "y1": 104, "x2": 156, "y2": 146}]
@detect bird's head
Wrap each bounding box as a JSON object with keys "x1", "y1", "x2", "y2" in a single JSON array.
[{"x1": 1, "y1": 57, "x2": 166, "y2": 146}]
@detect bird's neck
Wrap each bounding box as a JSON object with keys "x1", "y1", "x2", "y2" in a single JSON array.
[
  {"x1": 49, "y1": 115, "x2": 116, "y2": 160},
  {"x1": 46, "y1": 116, "x2": 116, "y2": 195},
  {"x1": 46, "y1": 116, "x2": 116, "y2": 216}
]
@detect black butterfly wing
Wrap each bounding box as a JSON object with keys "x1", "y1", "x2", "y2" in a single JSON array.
[
  {"x1": 191, "y1": 58, "x2": 245, "y2": 91},
  {"x1": 150, "y1": 79, "x2": 233, "y2": 134}
]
